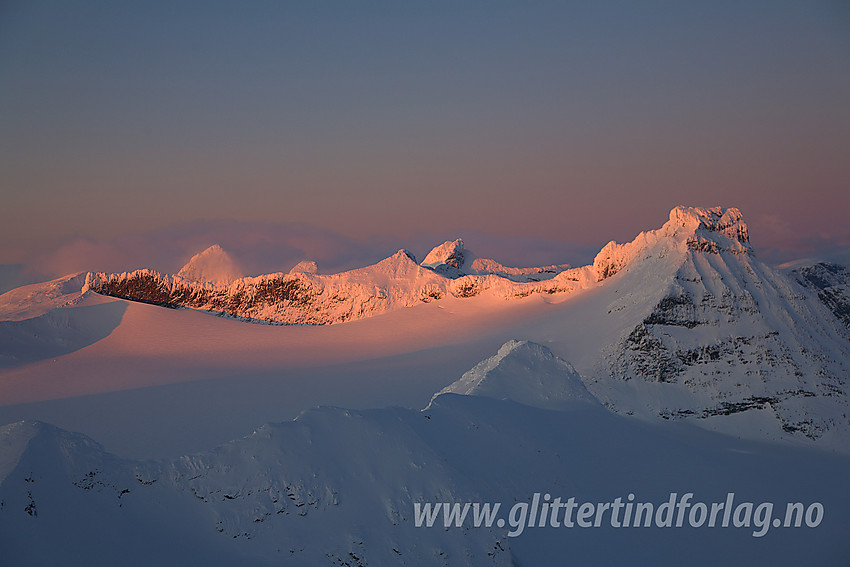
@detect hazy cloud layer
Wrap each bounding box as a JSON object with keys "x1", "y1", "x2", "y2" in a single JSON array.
[
  {"x1": 20, "y1": 220, "x2": 603, "y2": 284},
  {"x1": 10, "y1": 211, "x2": 849, "y2": 289}
]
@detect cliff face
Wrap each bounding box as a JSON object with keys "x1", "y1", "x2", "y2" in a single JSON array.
[
  {"x1": 84, "y1": 250, "x2": 435, "y2": 324},
  {"x1": 792, "y1": 262, "x2": 850, "y2": 332},
  {"x1": 579, "y1": 208, "x2": 850, "y2": 446}
]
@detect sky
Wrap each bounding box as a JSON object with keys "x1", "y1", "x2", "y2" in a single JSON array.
[{"x1": 1, "y1": 1, "x2": 849, "y2": 277}]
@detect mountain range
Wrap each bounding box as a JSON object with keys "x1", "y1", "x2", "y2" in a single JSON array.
[
  {"x1": 1, "y1": 206, "x2": 848, "y2": 565},
  {"x1": 64, "y1": 206, "x2": 850, "y2": 450}
]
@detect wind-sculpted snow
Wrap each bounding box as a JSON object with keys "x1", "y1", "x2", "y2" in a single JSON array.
[
  {"x1": 0, "y1": 273, "x2": 89, "y2": 322},
  {"x1": 0, "y1": 273, "x2": 128, "y2": 368}
]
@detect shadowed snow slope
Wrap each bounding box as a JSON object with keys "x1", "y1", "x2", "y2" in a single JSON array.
[
  {"x1": 0, "y1": 273, "x2": 89, "y2": 322},
  {"x1": 0, "y1": 277, "x2": 127, "y2": 369},
  {"x1": 1, "y1": 396, "x2": 847, "y2": 566},
  {"x1": 0, "y1": 301, "x2": 127, "y2": 368},
  {"x1": 432, "y1": 340, "x2": 599, "y2": 410},
  {"x1": 791, "y1": 262, "x2": 850, "y2": 331}
]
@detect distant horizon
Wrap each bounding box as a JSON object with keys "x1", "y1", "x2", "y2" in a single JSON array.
[{"x1": 2, "y1": 204, "x2": 848, "y2": 290}]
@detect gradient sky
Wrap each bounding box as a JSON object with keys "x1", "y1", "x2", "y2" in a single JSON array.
[{"x1": 2, "y1": 1, "x2": 849, "y2": 273}]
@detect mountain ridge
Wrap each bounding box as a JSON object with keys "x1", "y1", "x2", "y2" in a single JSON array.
[
  {"x1": 2, "y1": 388, "x2": 847, "y2": 566},
  {"x1": 5, "y1": 206, "x2": 849, "y2": 450},
  {"x1": 81, "y1": 206, "x2": 760, "y2": 325}
]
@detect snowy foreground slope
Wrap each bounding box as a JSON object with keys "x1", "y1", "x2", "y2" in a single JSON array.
[{"x1": 1, "y1": 346, "x2": 848, "y2": 566}]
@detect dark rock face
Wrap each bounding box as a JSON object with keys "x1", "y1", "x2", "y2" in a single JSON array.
[
  {"x1": 88, "y1": 270, "x2": 316, "y2": 323},
  {"x1": 99, "y1": 271, "x2": 176, "y2": 307},
  {"x1": 601, "y1": 251, "x2": 850, "y2": 443},
  {"x1": 686, "y1": 238, "x2": 719, "y2": 254},
  {"x1": 618, "y1": 324, "x2": 682, "y2": 383},
  {"x1": 253, "y1": 279, "x2": 312, "y2": 306},
  {"x1": 443, "y1": 248, "x2": 464, "y2": 270},
  {"x1": 452, "y1": 279, "x2": 481, "y2": 298},
  {"x1": 82, "y1": 251, "x2": 589, "y2": 325},
  {"x1": 793, "y1": 262, "x2": 850, "y2": 332},
  {"x1": 595, "y1": 262, "x2": 619, "y2": 282},
  {"x1": 643, "y1": 293, "x2": 701, "y2": 328}
]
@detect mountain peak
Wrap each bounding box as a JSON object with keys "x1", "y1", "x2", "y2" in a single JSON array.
[
  {"x1": 421, "y1": 239, "x2": 465, "y2": 271},
  {"x1": 288, "y1": 260, "x2": 318, "y2": 275},
  {"x1": 0, "y1": 420, "x2": 103, "y2": 484},
  {"x1": 177, "y1": 245, "x2": 242, "y2": 285},
  {"x1": 593, "y1": 206, "x2": 751, "y2": 281},
  {"x1": 431, "y1": 340, "x2": 599, "y2": 410},
  {"x1": 664, "y1": 206, "x2": 749, "y2": 243}
]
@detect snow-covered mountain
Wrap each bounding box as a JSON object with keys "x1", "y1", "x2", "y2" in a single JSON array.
[
  {"x1": 420, "y1": 237, "x2": 467, "y2": 273},
  {"x1": 6, "y1": 206, "x2": 850, "y2": 450},
  {"x1": 570, "y1": 207, "x2": 850, "y2": 449},
  {"x1": 177, "y1": 244, "x2": 243, "y2": 286},
  {"x1": 419, "y1": 238, "x2": 571, "y2": 282},
  {"x1": 2, "y1": 361, "x2": 848, "y2": 566},
  {"x1": 432, "y1": 339, "x2": 599, "y2": 410},
  {"x1": 83, "y1": 246, "x2": 591, "y2": 324},
  {"x1": 3, "y1": 203, "x2": 850, "y2": 566}
]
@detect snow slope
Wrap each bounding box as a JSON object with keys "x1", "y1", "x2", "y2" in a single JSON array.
[
  {"x1": 1, "y1": 388, "x2": 847, "y2": 566},
  {"x1": 432, "y1": 340, "x2": 598, "y2": 410},
  {"x1": 0, "y1": 273, "x2": 89, "y2": 322},
  {"x1": 0, "y1": 275, "x2": 126, "y2": 369},
  {"x1": 0, "y1": 300, "x2": 127, "y2": 369},
  {"x1": 578, "y1": 208, "x2": 850, "y2": 449},
  {"x1": 791, "y1": 262, "x2": 850, "y2": 331}
]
